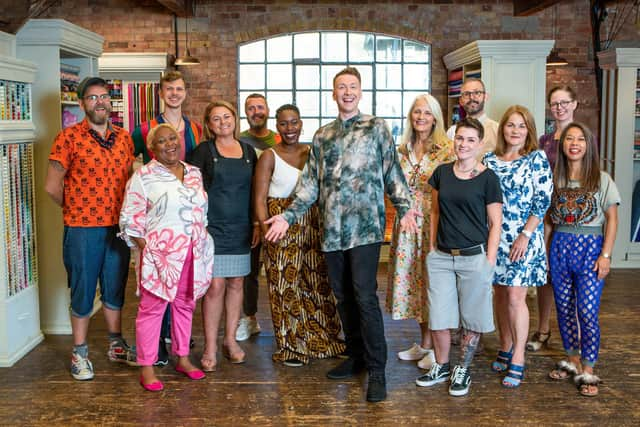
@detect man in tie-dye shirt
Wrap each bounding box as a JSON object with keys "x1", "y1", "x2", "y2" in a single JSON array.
[{"x1": 265, "y1": 67, "x2": 419, "y2": 403}]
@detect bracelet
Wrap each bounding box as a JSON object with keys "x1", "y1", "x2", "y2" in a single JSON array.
[
  {"x1": 521, "y1": 229, "x2": 532, "y2": 239},
  {"x1": 253, "y1": 221, "x2": 260, "y2": 226},
  {"x1": 601, "y1": 252, "x2": 610, "y2": 259}
]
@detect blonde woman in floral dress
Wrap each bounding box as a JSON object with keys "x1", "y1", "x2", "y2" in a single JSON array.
[{"x1": 387, "y1": 94, "x2": 455, "y2": 370}]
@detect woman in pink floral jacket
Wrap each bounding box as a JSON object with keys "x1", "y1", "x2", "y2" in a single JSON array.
[{"x1": 120, "y1": 124, "x2": 214, "y2": 391}]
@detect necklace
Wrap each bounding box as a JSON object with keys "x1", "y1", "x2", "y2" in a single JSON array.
[
  {"x1": 454, "y1": 160, "x2": 479, "y2": 178},
  {"x1": 162, "y1": 113, "x2": 183, "y2": 131}
]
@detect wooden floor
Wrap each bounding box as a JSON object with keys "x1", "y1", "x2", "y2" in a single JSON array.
[{"x1": 1, "y1": 265, "x2": 639, "y2": 426}]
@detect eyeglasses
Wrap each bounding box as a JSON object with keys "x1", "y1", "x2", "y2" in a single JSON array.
[
  {"x1": 460, "y1": 90, "x2": 485, "y2": 99},
  {"x1": 549, "y1": 100, "x2": 573, "y2": 109},
  {"x1": 83, "y1": 94, "x2": 111, "y2": 102}
]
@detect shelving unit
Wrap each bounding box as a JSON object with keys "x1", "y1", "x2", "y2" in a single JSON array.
[
  {"x1": 443, "y1": 40, "x2": 553, "y2": 135},
  {"x1": 598, "y1": 48, "x2": 640, "y2": 267},
  {"x1": 16, "y1": 19, "x2": 104, "y2": 334},
  {"x1": 0, "y1": 31, "x2": 43, "y2": 367},
  {"x1": 98, "y1": 52, "x2": 167, "y2": 132}
]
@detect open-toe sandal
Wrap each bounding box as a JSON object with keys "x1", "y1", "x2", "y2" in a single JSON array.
[
  {"x1": 502, "y1": 363, "x2": 525, "y2": 388},
  {"x1": 200, "y1": 354, "x2": 217, "y2": 372},
  {"x1": 575, "y1": 373, "x2": 600, "y2": 397},
  {"x1": 549, "y1": 360, "x2": 578, "y2": 380},
  {"x1": 526, "y1": 331, "x2": 550, "y2": 352},
  {"x1": 491, "y1": 347, "x2": 513, "y2": 373}
]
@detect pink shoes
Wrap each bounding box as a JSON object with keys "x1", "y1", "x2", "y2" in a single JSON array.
[
  {"x1": 175, "y1": 365, "x2": 206, "y2": 380},
  {"x1": 140, "y1": 376, "x2": 164, "y2": 392}
]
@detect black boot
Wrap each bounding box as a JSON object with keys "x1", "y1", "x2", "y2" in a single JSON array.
[
  {"x1": 366, "y1": 371, "x2": 387, "y2": 402},
  {"x1": 326, "y1": 357, "x2": 365, "y2": 379}
]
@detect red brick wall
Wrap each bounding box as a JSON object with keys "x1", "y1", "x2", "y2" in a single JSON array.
[{"x1": 39, "y1": 0, "x2": 640, "y2": 134}]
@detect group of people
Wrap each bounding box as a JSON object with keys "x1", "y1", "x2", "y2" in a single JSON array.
[{"x1": 44, "y1": 66, "x2": 619, "y2": 402}]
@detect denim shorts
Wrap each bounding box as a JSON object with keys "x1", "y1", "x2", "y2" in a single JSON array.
[
  {"x1": 426, "y1": 250, "x2": 495, "y2": 333},
  {"x1": 63, "y1": 225, "x2": 130, "y2": 317}
]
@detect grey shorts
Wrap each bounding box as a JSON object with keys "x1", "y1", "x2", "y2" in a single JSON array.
[{"x1": 426, "y1": 250, "x2": 495, "y2": 333}]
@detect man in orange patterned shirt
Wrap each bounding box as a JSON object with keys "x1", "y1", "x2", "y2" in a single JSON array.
[{"x1": 45, "y1": 77, "x2": 136, "y2": 381}]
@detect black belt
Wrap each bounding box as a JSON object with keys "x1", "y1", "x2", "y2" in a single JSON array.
[{"x1": 437, "y1": 243, "x2": 486, "y2": 256}]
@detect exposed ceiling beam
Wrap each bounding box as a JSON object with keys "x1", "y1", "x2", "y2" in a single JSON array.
[
  {"x1": 0, "y1": 0, "x2": 57, "y2": 34},
  {"x1": 155, "y1": 0, "x2": 194, "y2": 17},
  {"x1": 513, "y1": 0, "x2": 562, "y2": 16}
]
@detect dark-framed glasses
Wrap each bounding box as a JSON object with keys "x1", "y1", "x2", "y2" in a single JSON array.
[
  {"x1": 460, "y1": 90, "x2": 485, "y2": 99},
  {"x1": 549, "y1": 100, "x2": 573, "y2": 109}
]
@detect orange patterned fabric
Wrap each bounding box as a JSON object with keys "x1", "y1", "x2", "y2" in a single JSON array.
[
  {"x1": 49, "y1": 119, "x2": 134, "y2": 227},
  {"x1": 264, "y1": 197, "x2": 345, "y2": 364}
]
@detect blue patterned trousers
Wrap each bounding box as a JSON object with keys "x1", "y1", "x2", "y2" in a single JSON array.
[{"x1": 549, "y1": 231, "x2": 605, "y2": 367}]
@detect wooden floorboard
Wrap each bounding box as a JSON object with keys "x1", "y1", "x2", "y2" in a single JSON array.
[{"x1": 1, "y1": 265, "x2": 638, "y2": 426}]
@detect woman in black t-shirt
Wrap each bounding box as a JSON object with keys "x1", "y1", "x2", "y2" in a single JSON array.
[{"x1": 415, "y1": 117, "x2": 503, "y2": 398}]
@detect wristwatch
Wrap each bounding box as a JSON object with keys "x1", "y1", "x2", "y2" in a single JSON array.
[
  {"x1": 521, "y1": 229, "x2": 532, "y2": 239},
  {"x1": 601, "y1": 252, "x2": 610, "y2": 259}
]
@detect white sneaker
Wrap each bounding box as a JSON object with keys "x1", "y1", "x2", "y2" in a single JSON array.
[
  {"x1": 397, "y1": 343, "x2": 430, "y2": 361},
  {"x1": 236, "y1": 316, "x2": 261, "y2": 341},
  {"x1": 417, "y1": 349, "x2": 436, "y2": 370},
  {"x1": 70, "y1": 351, "x2": 94, "y2": 381}
]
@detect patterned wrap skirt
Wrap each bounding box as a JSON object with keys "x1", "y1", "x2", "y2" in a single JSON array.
[{"x1": 264, "y1": 197, "x2": 345, "y2": 363}]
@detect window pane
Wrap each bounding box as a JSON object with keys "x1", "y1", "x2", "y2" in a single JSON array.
[
  {"x1": 376, "y1": 64, "x2": 402, "y2": 90},
  {"x1": 376, "y1": 36, "x2": 402, "y2": 62},
  {"x1": 404, "y1": 40, "x2": 430, "y2": 63},
  {"x1": 296, "y1": 65, "x2": 319, "y2": 89},
  {"x1": 360, "y1": 91, "x2": 373, "y2": 114},
  {"x1": 296, "y1": 91, "x2": 320, "y2": 116},
  {"x1": 358, "y1": 65, "x2": 373, "y2": 90},
  {"x1": 349, "y1": 33, "x2": 374, "y2": 62},
  {"x1": 376, "y1": 91, "x2": 401, "y2": 116},
  {"x1": 239, "y1": 64, "x2": 264, "y2": 89},
  {"x1": 321, "y1": 91, "x2": 338, "y2": 117},
  {"x1": 294, "y1": 33, "x2": 319, "y2": 60},
  {"x1": 402, "y1": 91, "x2": 426, "y2": 118},
  {"x1": 383, "y1": 118, "x2": 403, "y2": 143},
  {"x1": 267, "y1": 35, "x2": 292, "y2": 62},
  {"x1": 266, "y1": 91, "x2": 293, "y2": 113},
  {"x1": 404, "y1": 64, "x2": 430, "y2": 90},
  {"x1": 321, "y1": 118, "x2": 333, "y2": 127},
  {"x1": 321, "y1": 65, "x2": 346, "y2": 89},
  {"x1": 321, "y1": 32, "x2": 347, "y2": 62},
  {"x1": 239, "y1": 40, "x2": 264, "y2": 63},
  {"x1": 300, "y1": 118, "x2": 319, "y2": 143},
  {"x1": 267, "y1": 64, "x2": 292, "y2": 89}
]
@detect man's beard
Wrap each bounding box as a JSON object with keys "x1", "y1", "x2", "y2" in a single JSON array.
[
  {"x1": 249, "y1": 114, "x2": 267, "y2": 129},
  {"x1": 85, "y1": 107, "x2": 110, "y2": 125},
  {"x1": 464, "y1": 100, "x2": 484, "y2": 116}
]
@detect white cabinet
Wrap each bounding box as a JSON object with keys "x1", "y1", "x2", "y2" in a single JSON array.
[
  {"x1": 0, "y1": 31, "x2": 43, "y2": 366},
  {"x1": 443, "y1": 40, "x2": 553, "y2": 137},
  {"x1": 598, "y1": 48, "x2": 640, "y2": 268},
  {"x1": 16, "y1": 19, "x2": 104, "y2": 334}
]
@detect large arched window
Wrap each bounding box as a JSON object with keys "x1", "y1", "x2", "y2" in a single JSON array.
[{"x1": 238, "y1": 31, "x2": 431, "y2": 143}]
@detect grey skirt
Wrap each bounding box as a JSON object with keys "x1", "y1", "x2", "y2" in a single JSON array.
[{"x1": 213, "y1": 253, "x2": 251, "y2": 278}]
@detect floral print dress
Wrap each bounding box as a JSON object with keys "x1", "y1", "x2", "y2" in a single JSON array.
[
  {"x1": 483, "y1": 150, "x2": 553, "y2": 287},
  {"x1": 386, "y1": 140, "x2": 455, "y2": 321}
]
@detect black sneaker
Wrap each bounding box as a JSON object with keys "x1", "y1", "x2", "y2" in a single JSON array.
[
  {"x1": 416, "y1": 362, "x2": 450, "y2": 387},
  {"x1": 154, "y1": 340, "x2": 169, "y2": 367},
  {"x1": 449, "y1": 365, "x2": 471, "y2": 396},
  {"x1": 366, "y1": 372, "x2": 387, "y2": 402},
  {"x1": 326, "y1": 357, "x2": 365, "y2": 379},
  {"x1": 283, "y1": 358, "x2": 304, "y2": 367}
]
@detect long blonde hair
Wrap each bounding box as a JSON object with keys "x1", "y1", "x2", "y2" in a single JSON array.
[
  {"x1": 202, "y1": 100, "x2": 240, "y2": 141},
  {"x1": 398, "y1": 93, "x2": 449, "y2": 156}
]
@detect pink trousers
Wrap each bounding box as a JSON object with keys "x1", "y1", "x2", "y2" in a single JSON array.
[{"x1": 136, "y1": 244, "x2": 196, "y2": 366}]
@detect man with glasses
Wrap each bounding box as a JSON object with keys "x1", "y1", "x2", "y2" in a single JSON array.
[
  {"x1": 236, "y1": 93, "x2": 282, "y2": 342},
  {"x1": 446, "y1": 78, "x2": 498, "y2": 160},
  {"x1": 45, "y1": 77, "x2": 137, "y2": 381},
  {"x1": 131, "y1": 71, "x2": 202, "y2": 365}
]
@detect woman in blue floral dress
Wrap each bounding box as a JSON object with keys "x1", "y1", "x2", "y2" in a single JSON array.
[{"x1": 483, "y1": 105, "x2": 553, "y2": 388}]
